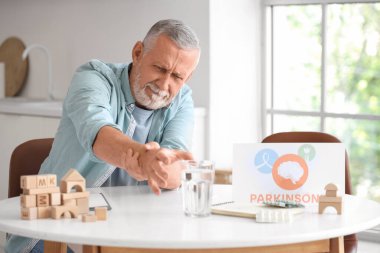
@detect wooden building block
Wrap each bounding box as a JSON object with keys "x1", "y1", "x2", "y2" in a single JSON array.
[
  {"x1": 24, "y1": 187, "x2": 60, "y2": 195},
  {"x1": 326, "y1": 190, "x2": 337, "y2": 197},
  {"x1": 21, "y1": 207, "x2": 37, "y2": 220},
  {"x1": 82, "y1": 214, "x2": 97, "y2": 222},
  {"x1": 61, "y1": 191, "x2": 89, "y2": 200},
  {"x1": 37, "y1": 194, "x2": 50, "y2": 207},
  {"x1": 319, "y1": 196, "x2": 342, "y2": 203},
  {"x1": 63, "y1": 211, "x2": 72, "y2": 219},
  {"x1": 20, "y1": 175, "x2": 37, "y2": 189},
  {"x1": 319, "y1": 183, "x2": 342, "y2": 215},
  {"x1": 77, "y1": 197, "x2": 89, "y2": 214},
  {"x1": 63, "y1": 199, "x2": 76, "y2": 206},
  {"x1": 51, "y1": 205, "x2": 79, "y2": 219},
  {"x1": 36, "y1": 175, "x2": 48, "y2": 188},
  {"x1": 37, "y1": 206, "x2": 52, "y2": 218},
  {"x1": 95, "y1": 207, "x2": 107, "y2": 220},
  {"x1": 60, "y1": 180, "x2": 86, "y2": 194},
  {"x1": 20, "y1": 194, "x2": 36, "y2": 208},
  {"x1": 50, "y1": 192, "x2": 61, "y2": 206},
  {"x1": 319, "y1": 202, "x2": 342, "y2": 214},
  {"x1": 46, "y1": 174, "x2": 57, "y2": 187},
  {"x1": 62, "y1": 169, "x2": 85, "y2": 182},
  {"x1": 325, "y1": 183, "x2": 338, "y2": 191}
]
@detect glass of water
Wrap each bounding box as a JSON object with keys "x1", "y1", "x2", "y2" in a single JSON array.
[{"x1": 181, "y1": 160, "x2": 214, "y2": 217}]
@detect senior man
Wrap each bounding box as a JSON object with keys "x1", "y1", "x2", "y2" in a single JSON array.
[{"x1": 6, "y1": 19, "x2": 200, "y2": 253}]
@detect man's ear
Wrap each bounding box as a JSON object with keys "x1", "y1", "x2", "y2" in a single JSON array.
[{"x1": 132, "y1": 41, "x2": 144, "y2": 63}]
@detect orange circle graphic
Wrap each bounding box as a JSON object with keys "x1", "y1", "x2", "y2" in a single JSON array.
[{"x1": 272, "y1": 154, "x2": 308, "y2": 190}]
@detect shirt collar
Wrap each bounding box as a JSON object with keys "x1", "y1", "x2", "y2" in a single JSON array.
[{"x1": 121, "y1": 63, "x2": 136, "y2": 106}]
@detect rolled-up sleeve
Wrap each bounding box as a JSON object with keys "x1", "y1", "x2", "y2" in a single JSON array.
[
  {"x1": 64, "y1": 65, "x2": 121, "y2": 162},
  {"x1": 160, "y1": 87, "x2": 194, "y2": 151}
]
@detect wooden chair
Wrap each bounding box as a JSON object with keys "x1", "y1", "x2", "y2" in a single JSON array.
[
  {"x1": 8, "y1": 138, "x2": 54, "y2": 198},
  {"x1": 262, "y1": 131, "x2": 357, "y2": 253}
]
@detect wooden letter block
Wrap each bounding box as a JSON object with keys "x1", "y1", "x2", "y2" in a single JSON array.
[
  {"x1": 21, "y1": 207, "x2": 37, "y2": 220},
  {"x1": 36, "y1": 175, "x2": 48, "y2": 188},
  {"x1": 37, "y1": 207, "x2": 52, "y2": 218},
  {"x1": 23, "y1": 187, "x2": 60, "y2": 195},
  {"x1": 46, "y1": 174, "x2": 57, "y2": 187},
  {"x1": 20, "y1": 175, "x2": 37, "y2": 189},
  {"x1": 95, "y1": 207, "x2": 107, "y2": 221},
  {"x1": 37, "y1": 194, "x2": 50, "y2": 207},
  {"x1": 77, "y1": 197, "x2": 89, "y2": 214},
  {"x1": 50, "y1": 192, "x2": 61, "y2": 206},
  {"x1": 20, "y1": 194, "x2": 36, "y2": 208},
  {"x1": 82, "y1": 214, "x2": 96, "y2": 222}
]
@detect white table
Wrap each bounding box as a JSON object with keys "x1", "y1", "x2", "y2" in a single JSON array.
[{"x1": 0, "y1": 185, "x2": 380, "y2": 253}]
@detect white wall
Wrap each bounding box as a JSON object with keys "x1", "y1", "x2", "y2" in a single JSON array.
[
  {"x1": 0, "y1": 0, "x2": 263, "y2": 175},
  {"x1": 209, "y1": 0, "x2": 262, "y2": 167},
  {"x1": 0, "y1": 0, "x2": 210, "y2": 108}
]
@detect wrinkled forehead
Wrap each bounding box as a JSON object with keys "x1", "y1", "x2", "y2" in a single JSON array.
[{"x1": 144, "y1": 37, "x2": 200, "y2": 75}]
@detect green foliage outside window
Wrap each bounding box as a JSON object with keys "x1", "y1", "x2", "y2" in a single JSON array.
[{"x1": 271, "y1": 3, "x2": 380, "y2": 201}]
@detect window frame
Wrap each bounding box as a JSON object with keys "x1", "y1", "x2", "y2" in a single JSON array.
[{"x1": 261, "y1": 0, "x2": 380, "y2": 242}]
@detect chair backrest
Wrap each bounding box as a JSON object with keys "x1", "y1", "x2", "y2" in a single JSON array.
[
  {"x1": 262, "y1": 132, "x2": 357, "y2": 253},
  {"x1": 262, "y1": 131, "x2": 353, "y2": 195},
  {"x1": 8, "y1": 138, "x2": 54, "y2": 198}
]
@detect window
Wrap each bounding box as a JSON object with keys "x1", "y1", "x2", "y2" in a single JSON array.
[
  {"x1": 263, "y1": 0, "x2": 380, "y2": 240},
  {"x1": 264, "y1": 0, "x2": 380, "y2": 200}
]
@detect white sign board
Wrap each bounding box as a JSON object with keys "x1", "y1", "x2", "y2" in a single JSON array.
[{"x1": 233, "y1": 143, "x2": 345, "y2": 205}]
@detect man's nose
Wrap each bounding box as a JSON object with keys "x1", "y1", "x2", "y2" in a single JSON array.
[{"x1": 157, "y1": 73, "x2": 170, "y2": 91}]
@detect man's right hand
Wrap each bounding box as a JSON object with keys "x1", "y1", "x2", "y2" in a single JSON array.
[
  {"x1": 121, "y1": 142, "x2": 161, "y2": 182},
  {"x1": 139, "y1": 147, "x2": 194, "y2": 195}
]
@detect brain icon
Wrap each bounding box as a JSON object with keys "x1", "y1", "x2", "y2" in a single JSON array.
[{"x1": 277, "y1": 161, "x2": 304, "y2": 184}]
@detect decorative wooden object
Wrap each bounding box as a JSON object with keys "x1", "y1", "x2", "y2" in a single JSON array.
[
  {"x1": 0, "y1": 37, "x2": 28, "y2": 96},
  {"x1": 318, "y1": 183, "x2": 342, "y2": 215}
]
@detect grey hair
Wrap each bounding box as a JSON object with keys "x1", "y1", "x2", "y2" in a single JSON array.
[{"x1": 143, "y1": 19, "x2": 200, "y2": 51}]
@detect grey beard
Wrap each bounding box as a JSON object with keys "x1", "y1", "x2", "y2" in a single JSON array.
[{"x1": 133, "y1": 72, "x2": 171, "y2": 110}]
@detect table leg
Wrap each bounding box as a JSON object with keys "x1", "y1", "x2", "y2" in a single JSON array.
[
  {"x1": 330, "y1": 237, "x2": 344, "y2": 253},
  {"x1": 44, "y1": 240, "x2": 67, "y2": 253},
  {"x1": 83, "y1": 245, "x2": 100, "y2": 253}
]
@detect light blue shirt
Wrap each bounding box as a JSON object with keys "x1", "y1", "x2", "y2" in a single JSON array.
[
  {"x1": 6, "y1": 59, "x2": 194, "y2": 253},
  {"x1": 102, "y1": 105, "x2": 153, "y2": 187}
]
